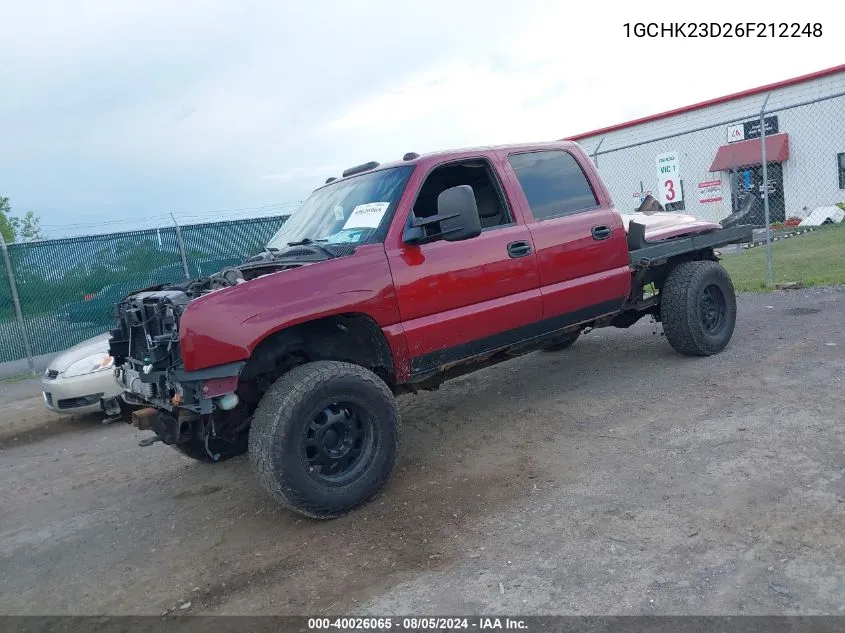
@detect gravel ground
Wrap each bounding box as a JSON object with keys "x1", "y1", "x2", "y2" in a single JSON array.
[{"x1": 0, "y1": 287, "x2": 843, "y2": 616}]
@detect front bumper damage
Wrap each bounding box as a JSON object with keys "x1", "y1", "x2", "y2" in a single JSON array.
[
  {"x1": 116, "y1": 361, "x2": 245, "y2": 452},
  {"x1": 115, "y1": 361, "x2": 245, "y2": 414},
  {"x1": 110, "y1": 286, "x2": 255, "y2": 459}
]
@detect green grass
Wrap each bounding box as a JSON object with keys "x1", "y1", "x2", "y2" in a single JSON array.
[{"x1": 722, "y1": 224, "x2": 845, "y2": 292}]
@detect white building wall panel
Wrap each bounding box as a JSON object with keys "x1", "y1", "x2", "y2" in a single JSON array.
[
  {"x1": 572, "y1": 72, "x2": 845, "y2": 224},
  {"x1": 777, "y1": 97, "x2": 845, "y2": 216}
]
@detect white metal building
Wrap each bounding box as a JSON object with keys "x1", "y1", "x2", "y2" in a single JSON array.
[{"x1": 564, "y1": 65, "x2": 845, "y2": 226}]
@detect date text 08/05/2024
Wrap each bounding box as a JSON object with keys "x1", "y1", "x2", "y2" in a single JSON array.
[
  {"x1": 307, "y1": 617, "x2": 528, "y2": 630},
  {"x1": 624, "y1": 22, "x2": 822, "y2": 38}
]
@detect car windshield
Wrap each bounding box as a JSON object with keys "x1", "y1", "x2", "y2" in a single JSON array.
[{"x1": 266, "y1": 166, "x2": 414, "y2": 250}]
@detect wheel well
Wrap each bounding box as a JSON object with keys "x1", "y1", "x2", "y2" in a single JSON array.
[
  {"x1": 616, "y1": 248, "x2": 719, "y2": 329},
  {"x1": 641, "y1": 248, "x2": 718, "y2": 292},
  {"x1": 241, "y1": 314, "x2": 395, "y2": 387}
]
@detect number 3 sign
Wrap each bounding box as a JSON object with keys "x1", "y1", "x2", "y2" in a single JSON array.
[{"x1": 655, "y1": 151, "x2": 683, "y2": 205}]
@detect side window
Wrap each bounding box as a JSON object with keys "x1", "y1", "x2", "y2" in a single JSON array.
[
  {"x1": 508, "y1": 150, "x2": 598, "y2": 221},
  {"x1": 412, "y1": 160, "x2": 512, "y2": 235}
]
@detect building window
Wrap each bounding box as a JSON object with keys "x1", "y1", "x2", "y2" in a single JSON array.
[
  {"x1": 838, "y1": 153, "x2": 845, "y2": 189},
  {"x1": 507, "y1": 150, "x2": 599, "y2": 220}
]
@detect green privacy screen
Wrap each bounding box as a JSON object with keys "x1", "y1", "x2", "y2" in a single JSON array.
[{"x1": 0, "y1": 215, "x2": 288, "y2": 364}]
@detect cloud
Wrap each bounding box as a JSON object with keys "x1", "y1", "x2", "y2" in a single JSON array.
[
  {"x1": 262, "y1": 166, "x2": 341, "y2": 183},
  {"x1": 0, "y1": 0, "x2": 841, "y2": 236}
]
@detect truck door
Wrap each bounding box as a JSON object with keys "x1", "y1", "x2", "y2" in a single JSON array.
[
  {"x1": 385, "y1": 154, "x2": 542, "y2": 379},
  {"x1": 501, "y1": 148, "x2": 631, "y2": 331}
]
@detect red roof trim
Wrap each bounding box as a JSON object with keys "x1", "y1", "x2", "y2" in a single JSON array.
[{"x1": 562, "y1": 64, "x2": 845, "y2": 141}]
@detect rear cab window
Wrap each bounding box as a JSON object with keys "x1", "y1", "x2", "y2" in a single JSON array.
[{"x1": 507, "y1": 151, "x2": 599, "y2": 221}]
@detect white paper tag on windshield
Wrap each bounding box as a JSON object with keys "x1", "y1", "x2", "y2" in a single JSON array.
[{"x1": 343, "y1": 202, "x2": 390, "y2": 229}]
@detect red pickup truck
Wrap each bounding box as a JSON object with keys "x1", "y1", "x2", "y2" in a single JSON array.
[{"x1": 109, "y1": 141, "x2": 752, "y2": 519}]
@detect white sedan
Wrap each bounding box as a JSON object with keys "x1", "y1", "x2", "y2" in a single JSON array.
[{"x1": 41, "y1": 333, "x2": 124, "y2": 416}]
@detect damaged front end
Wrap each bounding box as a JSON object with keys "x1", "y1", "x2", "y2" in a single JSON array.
[
  {"x1": 108, "y1": 270, "x2": 266, "y2": 460},
  {"x1": 108, "y1": 247, "x2": 340, "y2": 460},
  {"x1": 109, "y1": 287, "x2": 244, "y2": 415}
]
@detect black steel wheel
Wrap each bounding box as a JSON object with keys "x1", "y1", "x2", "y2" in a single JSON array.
[
  {"x1": 661, "y1": 260, "x2": 737, "y2": 356},
  {"x1": 249, "y1": 361, "x2": 399, "y2": 519},
  {"x1": 699, "y1": 284, "x2": 728, "y2": 335},
  {"x1": 303, "y1": 402, "x2": 376, "y2": 485}
]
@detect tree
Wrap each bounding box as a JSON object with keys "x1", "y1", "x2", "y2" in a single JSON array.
[
  {"x1": 15, "y1": 211, "x2": 43, "y2": 242},
  {"x1": 0, "y1": 197, "x2": 13, "y2": 243},
  {"x1": 0, "y1": 197, "x2": 43, "y2": 243}
]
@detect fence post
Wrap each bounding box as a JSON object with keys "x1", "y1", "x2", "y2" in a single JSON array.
[
  {"x1": 759, "y1": 93, "x2": 773, "y2": 286},
  {"x1": 171, "y1": 214, "x2": 191, "y2": 280},
  {"x1": 591, "y1": 137, "x2": 606, "y2": 168},
  {"x1": 1, "y1": 239, "x2": 36, "y2": 373}
]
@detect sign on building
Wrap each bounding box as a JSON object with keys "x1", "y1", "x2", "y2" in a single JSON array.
[
  {"x1": 726, "y1": 116, "x2": 779, "y2": 143},
  {"x1": 655, "y1": 152, "x2": 683, "y2": 205},
  {"x1": 697, "y1": 180, "x2": 722, "y2": 203},
  {"x1": 726, "y1": 124, "x2": 745, "y2": 143}
]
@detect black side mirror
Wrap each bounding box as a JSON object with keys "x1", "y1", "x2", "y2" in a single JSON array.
[{"x1": 402, "y1": 185, "x2": 482, "y2": 245}]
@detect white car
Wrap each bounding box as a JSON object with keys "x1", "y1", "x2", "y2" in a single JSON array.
[{"x1": 41, "y1": 333, "x2": 124, "y2": 416}]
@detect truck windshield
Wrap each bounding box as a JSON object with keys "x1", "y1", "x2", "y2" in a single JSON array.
[{"x1": 266, "y1": 166, "x2": 414, "y2": 250}]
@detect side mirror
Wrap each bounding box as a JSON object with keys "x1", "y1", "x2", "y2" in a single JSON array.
[
  {"x1": 438, "y1": 185, "x2": 482, "y2": 242},
  {"x1": 402, "y1": 185, "x2": 482, "y2": 244}
]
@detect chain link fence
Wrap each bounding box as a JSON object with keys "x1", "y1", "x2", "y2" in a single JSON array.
[
  {"x1": 4, "y1": 86, "x2": 843, "y2": 370},
  {"x1": 0, "y1": 215, "x2": 289, "y2": 367},
  {"x1": 578, "y1": 88, "x2": 845, "y2": 287}
]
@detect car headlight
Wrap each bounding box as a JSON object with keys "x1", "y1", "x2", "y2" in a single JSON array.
[{"x1": 64, "y1": 353, "x2": 115, "y2": 378}]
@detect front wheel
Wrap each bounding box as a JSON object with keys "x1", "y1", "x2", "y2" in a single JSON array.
[
  {"x1": 661, "y1": 260, "x2": 737, "y2": 356},
  {"x1": 248, "y1": 361, "x2": 400, "y2": 519}
]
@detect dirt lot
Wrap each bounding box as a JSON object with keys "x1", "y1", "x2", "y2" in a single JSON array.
[{"x1": 1, "y1": 287, "x2": 843, "y2": 616}]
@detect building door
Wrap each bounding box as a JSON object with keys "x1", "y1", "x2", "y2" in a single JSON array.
[{"x1": 730, "y1": 162, "x2": 785, "y2": 226}]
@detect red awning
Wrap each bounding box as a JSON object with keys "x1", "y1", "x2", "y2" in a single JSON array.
[{"x1": 709, "y1": 133, "x2": 789, "y2": 171}]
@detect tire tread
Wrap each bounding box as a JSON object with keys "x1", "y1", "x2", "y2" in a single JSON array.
[
  {"x1": 248, "y1": 361, "x2": 399, "y2": 519},
  {"x1": 661, "y1": 260, "x2": 737, "y2": 356}
]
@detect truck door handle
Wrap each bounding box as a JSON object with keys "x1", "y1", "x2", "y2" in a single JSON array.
[
  {"x1": 591, "y1": 225, "x2": 612, "y2": 240},
  {"x1": 507, "y1": 240, "x2": 532, "y2": 258}
]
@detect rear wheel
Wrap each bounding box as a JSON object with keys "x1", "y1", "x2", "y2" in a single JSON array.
[
  {"x1": 248, "y1": 361, "x2": 399, "y2": 519},
  {"x1": 661, "y1": 260, "x2": 737, "y2": 356}
]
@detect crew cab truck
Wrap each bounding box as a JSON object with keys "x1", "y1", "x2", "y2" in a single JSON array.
[{"x1": 109, "y1": 141, "x2": 752, "y2": 519}]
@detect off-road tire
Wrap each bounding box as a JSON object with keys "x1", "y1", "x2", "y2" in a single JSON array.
[
  {"x1": 542, "y1": 331, "x2": 580, "y2": 352},
  {"x1": 661, "y1": 260, "x2": 737, "y2": 356},
  {"x1": 248, "y1": 361, "x2": 400, "y2": 520},
  {"x1": 174, "y1": 432, "x2": 249, "y2": 463}
]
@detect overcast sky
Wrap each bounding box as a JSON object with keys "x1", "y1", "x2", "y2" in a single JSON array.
[{"x1": 1, "y1": 0, "x2": 840, "y2": 237}]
